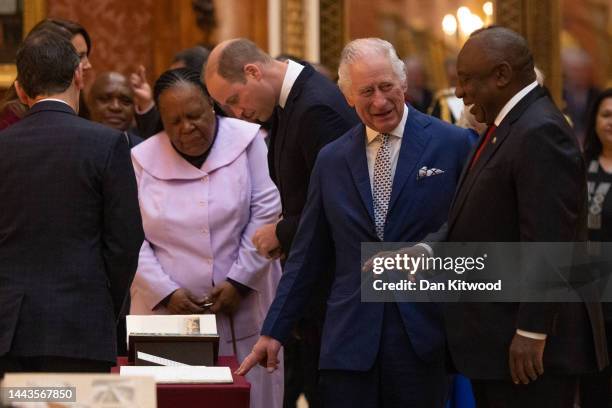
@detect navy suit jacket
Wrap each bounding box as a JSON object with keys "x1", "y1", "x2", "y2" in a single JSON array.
[
  {"x1": 0, "y1": 101, "x2": 144, "y2": 364},
  {"x1": 269, "y1": 63, "x2": 359, "y2": 253},
  {"x1": 262, "y1": 107, "x2": 475, "y2": 370}
]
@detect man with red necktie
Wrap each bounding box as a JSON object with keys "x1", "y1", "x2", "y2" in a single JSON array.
[{"x1": 443, "y1": 26, "x2": 607, "y2": 407}]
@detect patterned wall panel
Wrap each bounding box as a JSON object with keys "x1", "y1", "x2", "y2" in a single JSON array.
[
  {"x1": 282, "y1": 0, "x2": 305, "y2": 59},
  {"x1": 495, "y1": 0, "x2": 524, "y2": 33},
  {"x1": 525, "y1": 0, "x2": 561, "y2": 105},
  {"x1": 495, "y1": 0, "x2": 562, "y2": 106},
  {"x1": 319, "y1": 0, "x2": 344, "y2": 72},
  {"x1": 47, "y1": 0, "x2": 154, "y2": 88}
]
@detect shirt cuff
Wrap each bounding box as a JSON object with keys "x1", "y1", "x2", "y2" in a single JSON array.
[
  {"x1": 516, "y1": 329, "x2": 547, "y2": 340},
  {"x1": 135, "y1": 101, "x2": 154, "y2": 115},
  {"x1": 415, "y1": 243, "x2": 434, "y2": 256}
]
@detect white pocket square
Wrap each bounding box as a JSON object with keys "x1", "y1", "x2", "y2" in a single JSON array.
[{"x1": 417, "y1": 166, "x2": 445, "y2": 180}]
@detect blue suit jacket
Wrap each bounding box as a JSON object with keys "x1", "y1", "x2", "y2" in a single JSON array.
[{"x1": 262, "y1": 107, "x2": 475, "y2": 370}]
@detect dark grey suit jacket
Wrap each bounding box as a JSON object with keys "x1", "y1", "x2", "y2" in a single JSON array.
[{"x1": 0, "y1": 101, "x2": 144, "y2": 364}]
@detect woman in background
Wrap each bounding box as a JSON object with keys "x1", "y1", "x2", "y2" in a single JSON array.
[
  {"x1": 129, "y1": 68, "x2": 283, "y2": 408},
  {"x1": 580, "y1": 88, "x2": 612, "y2": 408},
  {"x1": 0, "y1": 18, "x2": 92, "y2": 130}
]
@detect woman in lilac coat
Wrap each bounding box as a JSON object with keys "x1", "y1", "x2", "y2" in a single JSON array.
[{"x1": 129, "y1": 68, "x2": 283, "y2": 408}]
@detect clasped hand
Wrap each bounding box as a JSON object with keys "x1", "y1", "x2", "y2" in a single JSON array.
[
  {"x1": 165, "y1": 283, "x2": 243, "y2": 315},
  {"x1": 165, "y1": 288, "x2": 209, "y2": 314},
  {"x1": 208, "y1": 281, "x2": 242, "y2": 315}
]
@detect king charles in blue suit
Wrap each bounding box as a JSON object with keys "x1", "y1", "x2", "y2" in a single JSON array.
[{"x1": 237, "y1": 38, "x2": 476, "y2": 407}]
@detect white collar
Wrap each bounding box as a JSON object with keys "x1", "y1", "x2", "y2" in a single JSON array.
[
  {"x1": 366, "y1": 104, "x2": 409, "y2": 144},
  {"x1": 34, "y1": 98, "x2": 72, "y2": 108},
  {"x1": 494, "y1": 81, "x2": 538, "y2": 126},
  {"x1": 279, "y1": 60, "x2": 305, "y2": 108},
  {"x1": 132, "y1": 117, "x2": 261, "y2": 180}
]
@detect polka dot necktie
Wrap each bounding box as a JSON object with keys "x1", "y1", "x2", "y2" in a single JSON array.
[{"x1": 373, "y1": 133, "x2": 393, "y2": 241}]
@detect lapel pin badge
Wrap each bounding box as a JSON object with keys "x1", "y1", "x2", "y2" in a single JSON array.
[{"x1": 492, "y1": 136, "x2": 497, "y2": 144}]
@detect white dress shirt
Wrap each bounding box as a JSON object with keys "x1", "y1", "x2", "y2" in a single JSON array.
[
  {"x1": 365, "y1": 104, "x2": 409, "y2": 192},
  {"x1": 494, "y1": 81, "x2": 538, "y2": 127},
  {"x1": 34, "y1": 98, "x2": 72, "y2": 108},
  {"x1": 279, "y1": 60, "x2": 305, "y2": 108}
]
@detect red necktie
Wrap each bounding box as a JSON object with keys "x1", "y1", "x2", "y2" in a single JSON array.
[{"x1": 469, "y1": 125, "x2": 497, "y2": 170}]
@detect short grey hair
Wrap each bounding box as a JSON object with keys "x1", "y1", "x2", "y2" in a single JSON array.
[{"x1": 337, "y1": 38, "x2": 406, "y2": 94}]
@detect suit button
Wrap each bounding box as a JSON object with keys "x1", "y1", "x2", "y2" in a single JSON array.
[
  {"x1": 201, "y1": 227, "x2": 208, "y2": 234},
  {"x1": 199, "y1": 201, "x2": 206, "y2": 206}
]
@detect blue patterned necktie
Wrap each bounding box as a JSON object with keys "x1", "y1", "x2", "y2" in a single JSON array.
[{"x1": 373, "y1": 133, "x2": 392, "y2": 240}]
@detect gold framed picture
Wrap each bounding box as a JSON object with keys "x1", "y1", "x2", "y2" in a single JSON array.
[{"x1": 0, "y1": 0, "x2": 46, "y2": 88}]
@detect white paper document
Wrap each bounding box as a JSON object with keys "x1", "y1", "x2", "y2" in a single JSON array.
[
  {"x1": 120, "y1": 365, "x2": 233, "y2": 384},
  {"x1": 137, "y1": 351, "x2": 189, "y2": 367}
]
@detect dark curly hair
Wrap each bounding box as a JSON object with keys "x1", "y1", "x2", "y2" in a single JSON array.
[{"x1": 153, "y1": 67, "x2": 210, "y2": 106}]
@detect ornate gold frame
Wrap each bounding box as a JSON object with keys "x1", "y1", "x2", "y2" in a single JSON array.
[{"x1": 0, "y1": 0, "x2": 47, "y2": 88}]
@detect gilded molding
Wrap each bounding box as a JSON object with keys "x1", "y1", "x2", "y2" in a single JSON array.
[
  {"x1": 1, "y1": 0, "x2": 46, "y2": 88},
  {"x1": 23, "y1": 0, "x2": 47, "y2": 36},
  {"x1": 495, "y1": 0, "x2": 562, "y2": 106},
  {"x1": 320, "y1": 0, "x2": 344, "y2": 72},
  {"x1": 282, "y1": 0, "x2": 305, "y2": 59}
]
